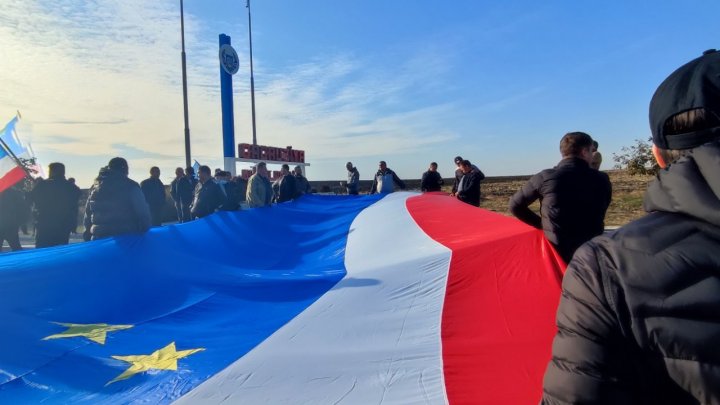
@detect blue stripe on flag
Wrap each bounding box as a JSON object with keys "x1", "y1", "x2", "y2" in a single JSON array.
[{"x1": 0, "y1": 194, "x2": 383, "y2": 403}]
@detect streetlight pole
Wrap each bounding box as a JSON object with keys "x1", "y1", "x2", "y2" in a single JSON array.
[
  {"x1": 247, "y1": 0, "x2": 258, "y2": 146},
  {"x1": 180, "y1": 0, "x2": 192, "y2": 168}
]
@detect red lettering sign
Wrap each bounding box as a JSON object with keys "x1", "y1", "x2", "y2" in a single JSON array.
[{"x1": 237, "y1": 143, "x2": 305, "y2": 163}]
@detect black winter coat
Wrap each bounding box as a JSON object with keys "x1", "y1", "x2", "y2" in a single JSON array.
[
  {"x1": 452, "y1": 165, "x2": 483, "y2": 194},
  {"x1": 31, "y1": 177, "x2": 78, "y2": 233},
  {"x1": 421, "y1": 170, "x2": 444, "y2": 192},
  {"x1": 140, "y1": 177, "x2": 166, "y2": 209},
  {"x1": 509, "y1": 157, "x2": 611, "y2": 263},
  {"x1": 191, "y1": 179, "x2": 224, "y2": 218},
  {"x1": 274, "y1": 174, "x2": 298, "y2": 203},
  {"x1": 0, "y1": 186, "x2": 28, "y2": 229},
  {"x1": 542, "y1": 141, "x2": 720, "y2": 404},
  {"x1": 84, "y1": 170, "x2": 151, "y2": 240},
  {"x1": 456, "y1": 170, "x2": 484, "y2": 206}
]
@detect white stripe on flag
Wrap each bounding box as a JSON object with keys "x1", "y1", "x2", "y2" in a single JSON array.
[{"x1": 177, "y1": 192, "x2": 452, "y2": 404}]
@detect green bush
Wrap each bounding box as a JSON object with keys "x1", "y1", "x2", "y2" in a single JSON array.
[{"x1": 613, "y1": 137, "x2": 660, "y2": 176}]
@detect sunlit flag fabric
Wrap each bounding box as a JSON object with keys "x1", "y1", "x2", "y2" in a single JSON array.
[
  {"x1": 0, "y1": 192, "x2": 564, "y2": 404},
  {"x1": 0, "y1": 117, "x2": 29, "y2": 192}
]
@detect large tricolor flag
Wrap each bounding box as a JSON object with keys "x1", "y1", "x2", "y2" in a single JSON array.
[
  {"x1": 0, "y1": 193, "x2": 564, "y2": 404},
  {"x1": 0, "y1": 116, "x2": 29, "y2": 192}
]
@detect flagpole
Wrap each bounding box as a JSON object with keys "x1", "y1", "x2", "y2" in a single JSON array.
[
  {"x1": 180, "y1": 0, "x2": 192, "y2": 169},
  {"x1": 247, "y1": 0, "x2": 258, "y2": 146}
]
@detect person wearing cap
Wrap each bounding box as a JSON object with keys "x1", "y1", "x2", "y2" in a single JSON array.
[
  {"x1": 345, "y1": 162, "x2": 360, "y2": 195},
  {"x1": 83, "y1": 157, "x2": 151, "y2": 241},
  {"x1": 30, "y1": 162, "x2": 80, "y2": 248},
  {"x1": 510, "y1": 132, "x2": 611, "y2": 263},
  {"x1": 542, "y1": 50, "x2": 720, "y2": 403},
  {"x1": 369, "y1": 161, "x2": 405, "y2": 194},
  {"x1": 421, "y1": 162, "x2": 444, "y2": 192},
  {"x1": 451, "y1": 156, "x2": 483, "y2": 196}
]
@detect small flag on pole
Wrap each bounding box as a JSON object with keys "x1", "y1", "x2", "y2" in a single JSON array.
[{"x1": 0, "y1": 116, "x2": 30, "y2": 192}]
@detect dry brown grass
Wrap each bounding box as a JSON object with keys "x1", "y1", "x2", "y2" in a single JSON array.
[{"x1": 436, "y1": 170, "x2": 654, "y2": 227}]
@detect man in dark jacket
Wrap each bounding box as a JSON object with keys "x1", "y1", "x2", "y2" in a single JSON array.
[
  {"x1": 455, "y1": 160, "x2": 483, "y2": 206},
  {"x1": 180, "y1": 167, "x2": 197, "y2": 222},
  {"x1": 216, "y1": 171, "x2": 240, "y2": 211},
  {"x1": 83, "y1": 157, "x2": 151, "y2": 240},
  {"x1": 421, "y1": 162, "x2": 444, "y2": 192},
  {"x1": 30, "y1": 162, "x2": 79, "y2": 247},
  {"x1": 170, "y1": 167, "x2": 189, "y2": 222},
  {"x1": 542, "y1": 50, "x2": 720, "y2": 404},
  {"x1": 509, "y1": 132, "x2": 611, "y2": 263},
  {"x1": 190, "y1": 165, "x2": 224, "y2": 218},
  {"x1": 0, "y1": 184, "x2": 28, "y2": 251},
  {"x1": 370, "y1": 161, "x2": 405, "y2": 194},
  {"x1": 293, "y1": 165, "x2": 311, "y2": 195},
  {"x1": 451, "y1": 156, "x2": 483, "y2": 196},
  {"x1": 273, "y1": 164, "x2": 298, "y2": 203},
  {"x1": 140, "y1": 166, "x2": 166, "y2": 226}
]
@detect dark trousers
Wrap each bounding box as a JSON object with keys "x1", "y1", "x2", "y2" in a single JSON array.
[
  {"x1": 0, "y1": 226, "x2": 21, "y2": 251},
  {"x1": 175, "y1": 201, "x2": 192, "y2": 223},
  {"x1": 35, "y1": 225, "x2": 70, "y2": 248},
  {"x1": 150, "y1": 205, "x2": 164, "y2": 227}
]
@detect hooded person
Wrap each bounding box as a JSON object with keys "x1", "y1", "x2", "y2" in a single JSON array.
[
  {"x1": 83, "y1": 157, "x2": 151, "y2": 241},
  {"x1": 542, "y1": 49, "x2": 720, "y2": 404}
]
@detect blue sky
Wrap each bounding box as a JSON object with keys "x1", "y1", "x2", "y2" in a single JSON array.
[{"x1": 1, "y1": 0, "x2": 718, "y2": 187}]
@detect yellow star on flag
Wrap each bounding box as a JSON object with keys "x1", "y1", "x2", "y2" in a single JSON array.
[
  {"x1": 107, "y1": 342, "x2": 205, "y2": 385},
  {"x1": 43, "y1": 323, "x2": 133, "y2": 345}
]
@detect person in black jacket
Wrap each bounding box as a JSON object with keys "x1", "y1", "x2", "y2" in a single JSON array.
[
  {"x1": 455, "y1": 160, "x2": 484, "y2": 206},
  {"x1": 273, "y1": 164, "x2": 298, "y2": 203},
  {"x1": 421, "y1": 162, "x2": 444, "y2": 192},
  {"x1": 509, "y1": 132, "x2": 611, "y2": 263},
  {"x1": 30, "y1": 162, "x2": 79, "y2": 247},
  {"x1": 190, "y1": 165, "x2": 224, "y2": 218},
  {"x1": 83, "y1": 157, "x2": 151, "y2": 240},
  {"x1": 140, "y1": 166, "x2": 166, "y2": 227},
  {"x1": 451, "y1": 156, "x2": 483, "y2": 196},
  {"x1": 542, "y1": 50, "x2": 720, "y2": 404},
  {"x1": 170, "y1": 167, "x2": 189, "y2": 222},
  {"x1": 0, "y1": 184, "x2": 28, "y2": 251},
  {"x1": 293, "y1": 165, "x2": 311, "y2": 196}
]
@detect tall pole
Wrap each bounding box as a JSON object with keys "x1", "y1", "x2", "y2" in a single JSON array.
[
  {"x1": 247, "y1": 0, "x2": 258, "y2": 146},
  {"x1": 180, "y1": 0, "x2": 192, "y2": 168}
]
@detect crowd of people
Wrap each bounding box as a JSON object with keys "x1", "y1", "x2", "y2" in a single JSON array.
[
  {"x1": 0, "y1": 135, "x2": 616, "y2": 254},
  {"x1": 0, "y1": 49, "x2": 718, "y2": 401}
]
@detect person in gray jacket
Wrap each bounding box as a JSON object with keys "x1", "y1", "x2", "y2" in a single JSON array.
[
  {"x1": 345, "y1": 162, "x2": 359, "y2": 195},
  {"x1": 246, "y1": 162, "x2": 272, "y2": 208},
  {"x1": 542, "y1": 49, "x2": 720, "y2": 404}
]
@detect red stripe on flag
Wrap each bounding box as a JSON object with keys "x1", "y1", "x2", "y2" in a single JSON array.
[
  {"x1": 0, "y1": 166, "x2": 26, "y2": 193},
  {"x1": 406, "y1": 193, "x2": 565, "y2": 404}
]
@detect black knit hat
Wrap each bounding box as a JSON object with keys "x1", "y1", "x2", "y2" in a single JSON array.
[{"x1": 649, "y1": 49, "x2": 720, "y2": 150}]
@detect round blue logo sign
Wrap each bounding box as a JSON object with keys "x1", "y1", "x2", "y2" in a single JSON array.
[{"x1": 219, "y1": 44, "x2": 240, "y2": 75}]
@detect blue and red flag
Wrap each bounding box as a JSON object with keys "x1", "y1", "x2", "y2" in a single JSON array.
[{"x1": 0, "y1": 193, "x2": 564, "y2": 403}]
